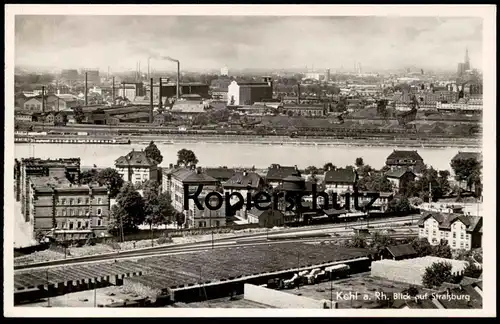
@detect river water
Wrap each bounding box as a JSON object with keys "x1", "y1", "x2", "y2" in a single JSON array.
[{"x1": 15, "y1": 142, "x2": 482, "y2": 172}]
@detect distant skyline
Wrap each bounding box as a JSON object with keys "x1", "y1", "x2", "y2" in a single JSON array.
[{"x1": 15, "y1": 16, "x2": 483, "y2": 73}]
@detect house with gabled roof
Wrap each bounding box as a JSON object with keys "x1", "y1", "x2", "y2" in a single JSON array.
[
  {"x1": 381, "y1": 244, "x2": 417, "y2": 260},
  {"x1": 385, "y1": 150, "x2": 425, "y2": 173},
  {"x1": 204, "y1": 167, "x2": 236, "y2": 184},
  {"x1": 114, "y1": 149, "x2": 159, "y2": 185},
  {"x1": 385, "y1": 168, "x2": 416, "y2": 193},
  {"x1": 265, "y1": 164, "x2": 301, "y2": 188},
  {"x1": 417, "y1": 212, "x2": 482, "y2": 250},
  {"x1": 323, "y1": 167, "x2": 357, "y2": 195}
]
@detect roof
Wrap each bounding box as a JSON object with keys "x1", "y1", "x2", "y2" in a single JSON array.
[
  {"x1": 171, "y1": 102, "x2": 206, "y2": 114},
  {"x1": 170, "y1": 168, "x2": 218, "y2": 184},
  {"x1": 417, "y1": 212, "x2": 482, "y2": 232},
  {"x1": 223, "y1": 171, "x2": 263, "y2": 189},
  {"x1": 385, "y1": 168, "x2": 415, "y2": 179},
  {"x1": 451, "y1": 152, "x2": 482, "y2": 162},
  {"x1": 386, "y1": 150, "x2": 423, "y2": 161},
  {"x1": 324, "y1": 168, "x2": 357, "y2": 184},
  {"x1": 115, "y1": 150, "x2": 157, "y2": 168},
  {"x1": 323, "y1": 209, "x2": 348, "y2": 216},
  {"x1": 236, "y1": 82, "x2": 270, "y2": 87},
  {"x1": 385, "y1": 244, "x2": 417, "y2": 258},
  {"x1": 204, "y1": 168, "x2": 236, "y2": 181},
  {"x1": 30, "y1": 176, "x2": 105, "y2": 193},
  {"x1": 265, "y1": 164, "x2": 300, "y2": 181}
]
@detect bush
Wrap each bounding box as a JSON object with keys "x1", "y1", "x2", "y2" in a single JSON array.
[{"x1": 156, "y1": 236, "x2": 172, "y2": 245}]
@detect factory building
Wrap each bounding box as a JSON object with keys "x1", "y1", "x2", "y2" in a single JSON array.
[
  {"x1": 150, "y1": 82, "x2": 210, "y2": 100},
  {"x1": 227, "y1": 77, "x2": 273, "y2": 106}
]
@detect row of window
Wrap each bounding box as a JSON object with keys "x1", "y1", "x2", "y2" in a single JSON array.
[
  {"x1": 56, "y1": 219, "x2": 102, "y2": 230},
  {"x1": 452, "y1": 240, "x2": 469, "y2": 249},
  {"x1": 198, "y1": 220, "x2": 220, "y2": 228},
  {"x1": 56, "y1": 208, "x2": 102, "y2": 216},
  {"x1": 421, "y1": 228, "x2": 470, "y2": 240},
  {"x1": 59, "y1": 197, "x2": 104, "y2": 205}
]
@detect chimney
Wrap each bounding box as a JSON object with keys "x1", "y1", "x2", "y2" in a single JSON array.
[
  {"x1": 196, "y1": 167, "x2": 202, "y2": 174},
  {"x1": 176, "y1": 61, "x2": 180, "y2": 100},
  {"x1": 84, "y1": 72, "x2": 88, "y2": 106},
  {"x1": 122, "y1": 84, "x2": 126, "y2": 101},
  {"x1": 112, "y1": 76, "x2": 115, "y2": 104},
  {"x1": 159, "y1": 78, "x2": 163, "y2": 111},
  {"x1": 297, "y1": 83, "x2": 301, "y2": 104},
  {"x1": 149, "y1": 78, "x2": 154, "y2": 122},
  {"x1": 243, "y1": 170, "x2": 248, "y2": 177},
  {"x1": 41, "y1": 86, "x2": 45, "y2": 113},
  {"x1": 169, "y1": 163, "x2": 173, "y2": 169}
]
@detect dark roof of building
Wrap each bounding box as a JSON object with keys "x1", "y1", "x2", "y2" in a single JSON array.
[
  {"x1": 223, "y1": 171, "x2": 263, "y2": 189},
  {"x1": 170, "y1": 168, "x2": 218, "y2": 184},
  {"x1": 386, "y1": 150, "x2": 423, "y2": 161},
  {"x1": 324, "y1": 168, "x2": 357, "y2": 184},
  {"x1": 385, "y1": 168, "x2": 416, "y2": 179},
  {"x1": 385, "y1": 244, "x2": 417, "y2": 258},
  {"x1": 115, "y1": 150, "x2": 157, "y2": 167},
  {"x1": 237, "y1": 82, "x2": 271, "y2": 87},
  {"x1": 204, "y1": 167, "x2": 236, "y2": 181},
  {"x1": 451, "y1": 151, "x2": 482, "y2": 162},
  {"x1": 417, "y1": 212, "x2": 482, "y2": 232},
  {"x1": 266, "y1": 164, "x2": 300, "y2": 181},
  {"x1": 247, "y1": 208, "x2": 283, "y2": 218},
  {"x1": 323, "y1": 209, "x2": 348, "y2": 216}
]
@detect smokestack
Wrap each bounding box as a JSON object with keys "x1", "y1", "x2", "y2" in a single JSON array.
[
  {"x1": 159, "y1": 77, "x2": 163, "y2": 111},
  {"x1": 107, "y1": 66, "x2": 110, "y2": 79},
  {"x1": 41, "y1": 86, "x2": 45, "y2": 113},
  {"x1": 122, "y1": 83, "x2": 125, "y2": 101},
  {"x1": 138, "y1": 62, "x2": 141, "y2": 80},
  {"x1": 177, "y1": 61, "x2": 180, "y2": 100},
  {"x1": 112, "y1": 76, "x2": 115, "y2": 104},
  {"x1": 84, "y1": 72, "x2": 88, "y2": 106},
  {"x1": 150, "y1": 78, "x2": 154, "y2": 123},
  {"x1": 297, "y1": 83, "x2": 301, "y2": 104},
  {"x1": 147, "y1": 57, "x2": 150, "y2": 81}
]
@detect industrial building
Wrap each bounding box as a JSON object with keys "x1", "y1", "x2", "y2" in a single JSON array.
[
  {"x1": 227, "y1": 77, "x2": 273, "y2": 106},
  {"x1": 150, "y1": 82, "x2": 210, "y2": 100}
]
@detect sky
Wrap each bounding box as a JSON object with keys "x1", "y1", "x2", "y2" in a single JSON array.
[{"x1": 14, "y1": 16, "x2": 483, "y2": 73}]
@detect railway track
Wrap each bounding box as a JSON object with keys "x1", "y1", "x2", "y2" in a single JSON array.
[{"x1": 15, "y1": 218, "x2": 417, "y2": 271}]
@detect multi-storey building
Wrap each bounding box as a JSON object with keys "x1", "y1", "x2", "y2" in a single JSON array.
[
  {"x1": 164, "y1": 166, "x2": 222, "y2": 228},
  {"x1": 16, "y1": 158, "x2": 81, "y2": 221},
  {"x1": 417, "y1": 213, "x2": 482, "y2": 251},
  {"x1": 28, "y1": 176, "x2": 110, "y2": 241},
  {"x1": 115, "y1": 149, "x2": 159, "y2": 186},
  {"x1": 385, "y1": 150, "x2": 425, "y2": 174},
  {"x1": 223, "y1": 171, "x2": 266, "y2": 220},
  {"x1": 265, "y1": 164, "x2": 301, "y2": 188}
]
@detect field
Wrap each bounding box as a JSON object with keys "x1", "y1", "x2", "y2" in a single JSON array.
[{"x1": 127, "y1": 243, "x2": 370, "y2": 290}]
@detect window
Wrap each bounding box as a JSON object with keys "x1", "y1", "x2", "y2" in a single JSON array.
[
  {"x1": 460, "y1": 233, "x2": 464, "y2": 239},
  {"x1": 62, "y1": 209, "x2": 67, "y2": 216},
  {"x1": 453, "y1": 232, "x2": 456, "y2": 238},
  {"x1": 69, "y1": 199, "x2": 74, "y2": 205},
  {"x1": 215, "y1": 220, "x2": 220, "y2": 227},
  {"x1": 97, "y1": 198, "x2": 102, "y2": 204},
  {"x1": 70, "y1": 209, "x2": 74, "y2": 216},
  {"x1": 97, "y1": 219, "x2": 101, "y2": 226},
  {"x1": 465, "y1": 244, "x2": 469, "y2": 249},
  {"x1": 61, "y1": 198, "x2": 66, "y2": 205},
  {"x1": 85, "y1": 222, "x2": 89, "y2": 228},
  {"x1": 55, "y1": 210, "x2": 59, "y2": 216},
  {"x1": 425, "y1": 229, "x2": 428, "y2": 234},
  {"x1": 77, "y1": 221, "x2": 81, "y2": 228},
  {"x1": 85, "y1": 198, "x2": 89, "y2": 204},
  {"x1": 432, "y1": 230, "x2": 436, "y2": 235},
  {"x1": 452, "y1": 240, "x2": 456, "y2": 247},
  {"x1": 467, "y1": 234, "x2": 470, "y2": 240},
  {"x1": 97, "y1": 208, "x2": 102, "y2": 216},
  {"x1": 460, "y1": 242, "x2": 464, "y2": 248},
  {"x1": 69, "y1": 222, "x2": 74, "y2": 229},
  {"x1": 77, "y1": 198, "x2": 82, "y2": 204}
]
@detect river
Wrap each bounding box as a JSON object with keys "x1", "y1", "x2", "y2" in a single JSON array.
[{"x1": 15, "y1": 142, "x2": 482, "y2": 172}]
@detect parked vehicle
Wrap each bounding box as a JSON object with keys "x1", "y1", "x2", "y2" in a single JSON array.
[{"x1": 324, "y1": 264, "x2": 350, "y2": 280}]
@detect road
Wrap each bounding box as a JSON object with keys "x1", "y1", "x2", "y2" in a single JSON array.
[{"x1": 15, "y1": 216, "x2": 418, "y2": 271}]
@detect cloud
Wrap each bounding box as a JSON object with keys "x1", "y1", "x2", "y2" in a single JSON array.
[{"x1": 14, "y1": 16, "x2": 483, "y2": 72}]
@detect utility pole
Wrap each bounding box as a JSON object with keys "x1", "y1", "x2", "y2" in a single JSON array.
[
  {"x1": 46, "y1": 269, "x2": 51, "y2": 307},
  {"x1": 84, "y1": 72, "x2": 88, "y2": 107},
  {"x1": 94, "y1": 281, "x2": 97, "y2": 307},
  {"x1": 330, "y1": 271, "x2": 333, "y2": 309},
  {"x1": 297, "y1": 252, "x2": 300, "y2": 290}
]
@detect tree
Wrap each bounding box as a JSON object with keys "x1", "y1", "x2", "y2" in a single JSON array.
[
  {"x1": 175, "y1": 211, "x2": 186, "y2": 228},
  {"x1": 431, "y1": 240, "x2": 452, "y2": 259},
  {"x1": 357, "y1": 165, "x2": 374, "y2": 178},
  {"x1": 114, "y1": 183, "x2": 145, "y2": 233},
  {"x1": 402, "y1": 285, "x2": 419, "y2": 297},
  {"x1": 305, "y1": 166, "x2": 319, "y2": 175},
  {"x1": 450, "y1": 158, "x2": 482, "y2": 192},
  {"x1": 177, "y1": 149, "x2": 199, "y2": 167},
  {"x1": 323, "y1": 162, "x2": 336, "y2": 172},
  {"x1": 95, "y1": 168, "x2": 124, "y2": 198},
  {"x1": 73, "y1": 106, "x2": 85, "y2": 123},
  {"x1": 355, "y1": 157, "x2": 364, "y2": 168},
  {"x1": 357, "y1": 173, "x2": 392, "y2": 192},
  {"x1": 463, "y1": 259, "x2": 482, "y2": 278},
  {"x1": 387, "y1": 195, "x2": 411, "y2": 214},
  {"x1": 145, "y1": 141, "x2": 163, "y2": 165},
  {"x1": 348, "y1": 233, "x2": 367, "y2": 248},
  {"x1": 80, "y1": 168, "x2": 99, "y2": 184},
  {"x1": 422, "y1": 261, "x2": 453, "y2": 288},
  {"x1": 371, "y1": 232, "x2": 395, "y2": 255},
  {"x1": 411, "y1": 238, "x2": 433, "y2": 257},
  {"x1": 143, "y1": 181, "x2": 174, "y2": 227}
]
